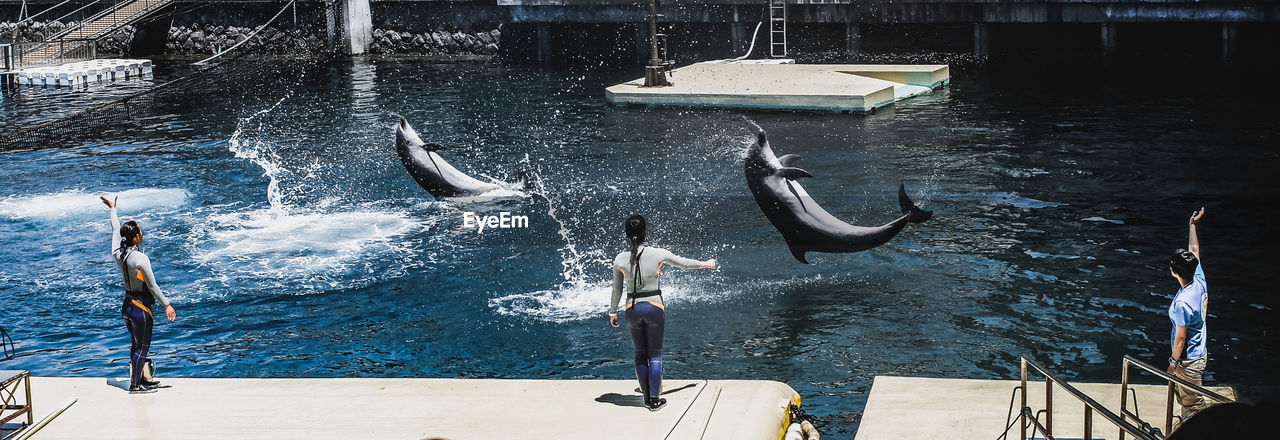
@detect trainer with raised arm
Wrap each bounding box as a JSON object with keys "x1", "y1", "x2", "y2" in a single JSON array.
[
  {"x1": 609, "y1": 215, "x2": 717, "y2": 411},
  {"x1": 102, "y1": 196, "x2": 177, "y2": 394},
  {"x1": 1166, "y1": 207, "x2": 1209, "y2": 419}
]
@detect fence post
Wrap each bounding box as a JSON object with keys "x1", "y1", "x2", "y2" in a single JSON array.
[
  {"x1": 1119, "y1": 359, "x2": 1129, "y2": 440},
  {"x1": 1020, "y1": 358, "x2": 1028, "y2": 440}
]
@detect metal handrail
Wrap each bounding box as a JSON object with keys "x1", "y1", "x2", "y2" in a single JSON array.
[
  {"x1": 1119, "y1": 355, "x2": 1235, "y2": 440},
  {"x1": 20, "y1": 0, "x2": 166, "y2": 63},
  {"x1": 47, "y1": 0, "x2": 105, "y2": 31},
  {"x1": 1020, "y1": 356, "x2": 1160, "y2": 440},
  {"x1": 12, "y1": 0, "x2": 78, "y2": 26},
  {"x1": 11, "y1": 39, "x2": 97, "y2": 69},
  {"x1": 45, "y1": 0, "x2": 130, "y2": 41}
]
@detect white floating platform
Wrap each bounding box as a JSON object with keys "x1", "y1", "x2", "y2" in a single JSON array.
[
  {"x1": 6, "y1": 377, "x2": 800, "y2": 440},
  {"x1": 605, "y1": 62, "x2": 950, "y2": 113},
  {"x1": 856, "y1": 376, "x2": 1238, "y2": 440},
  {"x1": 13, "y1": 59, "x2": 152, "y2": 88}
]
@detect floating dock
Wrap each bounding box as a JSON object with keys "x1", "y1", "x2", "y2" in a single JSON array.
[
  {"x1": 3, "y1": 377, "x2": 800, "y2": 439},
  {"x1": 605, "y1": 62, "x2": 949, "y2": 113},
  {"x1": 11, "y1": 59, "x2": 153, "y2": 88},
  {"x1": 855, "y1": 376, "x2": 1238, "y2": 440}
]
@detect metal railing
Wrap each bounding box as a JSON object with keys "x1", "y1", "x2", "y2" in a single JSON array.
[
  {"x1": 1, "y1": 44, "x2": 13, "y2": 73},
  {"x1": 1119, "y1": 355, "x2": 1235, "y2": 440},
  {"x1": 1020, "y1": 356, "x2": 1161, "y2": 440},
  {"x1": 16, "y1": 0, "x2": 170, "y2": 63},
  {"x1": 11, "y1": 39, "x2": 97, "y2": 69}
]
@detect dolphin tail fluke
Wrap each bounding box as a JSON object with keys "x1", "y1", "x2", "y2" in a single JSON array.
[
  {"x1": 898, "y1": 184, "x2": 933, "y2": 223},
  {"x1": 787, "y1": 243, "x2": 810, "y2": 264}
]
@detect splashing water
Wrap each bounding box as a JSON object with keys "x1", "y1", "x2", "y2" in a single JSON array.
[
  {"x1": 0, "y1": 188, "x2": 189, "y2": 219},
  {"x1": 488, "y1": 159, "x2": 611, "y2": 322},
  {"x1": 228, "y1": 96, "x2": 292, "y2": 215},
  {"x1": 184, "y1": 97, "x2": 431, "y2": 297}
]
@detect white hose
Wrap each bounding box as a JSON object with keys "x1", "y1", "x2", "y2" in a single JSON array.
[{"x1": 733, "y1": 22, "x2": 764, "y2": 60}]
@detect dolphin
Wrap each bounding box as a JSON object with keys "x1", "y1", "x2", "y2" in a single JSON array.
[
  {"x1": 396, "y1": 117, "x2": 529, "y2": 198},
  {"x1": 744, "y1": 130, "x2": 932, "y2": 263}
]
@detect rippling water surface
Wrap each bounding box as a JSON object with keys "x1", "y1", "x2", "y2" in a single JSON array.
[{"x1": 2, "y1": 58, "x2": 1278, "y2": 438}]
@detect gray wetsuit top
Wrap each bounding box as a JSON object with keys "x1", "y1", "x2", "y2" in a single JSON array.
[
  {"x1": 110, "y1": 207, "x2": 171, "y2": 308},
  {"x1": 610, "y1": 246, "x2": 702, "y2": 315}
]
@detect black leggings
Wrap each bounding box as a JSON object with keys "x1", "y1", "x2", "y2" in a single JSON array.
[
  {"x1": 122, "y1": 298, "x2": 153, "y2": 388},
  {"x1": 627, "y1": 301, "x2": 664, "y2": 400}
]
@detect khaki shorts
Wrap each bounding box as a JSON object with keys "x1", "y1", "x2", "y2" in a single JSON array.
[{"x1": 1173, "y1": 357, "x2": 1209, "y2": 418}]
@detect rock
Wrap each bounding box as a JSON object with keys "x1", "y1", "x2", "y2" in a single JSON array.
[
  {"x1": 483, "y1": 43, "x2": 498, "y2": 54},
  {"x1": 477, "y1": 32, "x2": 494, "y2": 45}
]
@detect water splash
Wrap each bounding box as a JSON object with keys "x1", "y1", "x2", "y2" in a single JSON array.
[
  {"x1": 0, "y1": 188, "x2": 189, "y2": 219},
  {"x1": 227, "y1": 95, "x2": 292, "y2": 215},
  {"x1": 488, "y1": 160, "x2": 611, "y2": 322}
]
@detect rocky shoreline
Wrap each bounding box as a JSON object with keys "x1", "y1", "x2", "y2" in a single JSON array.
[
  {"x1": 368, "y1": 28, "x2": 500, "y2": 55},
  {"x1": 0, "y1": 21, "x2": 500, "y2": 57}
]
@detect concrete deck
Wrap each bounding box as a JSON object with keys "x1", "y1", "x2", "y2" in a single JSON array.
[
  {"x1": 604, "y1": 63, "x2": 949, "y2": 113},
  {"x1": 856, "y1": 376, "x2": 1238, "y2": 440},
  {"x1": 4, "y1": 377, "x2": 798, "y2": 440}
]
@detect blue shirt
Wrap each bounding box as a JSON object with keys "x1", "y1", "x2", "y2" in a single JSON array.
[{"x1": 1169, "y1": 263, "x2": 1208, "y2": 360}]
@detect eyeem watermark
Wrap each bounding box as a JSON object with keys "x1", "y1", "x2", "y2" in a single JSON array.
[{"x1": 462, "y1": 211, "x2": 529, "y2": 233}]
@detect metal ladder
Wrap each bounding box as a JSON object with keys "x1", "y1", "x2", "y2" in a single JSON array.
[{"x1": 768, "y1": 0, "x2": 786, "y2": 58}]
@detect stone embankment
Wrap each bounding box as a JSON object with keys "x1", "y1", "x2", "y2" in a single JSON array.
[
  {"x1": 163, "y1": 24, "x2": 327, "y2": 55},
  {"x1": 0, "y1": 21, "x2": 501, "y2": 57},
  {"x1": 368, "y1": 28, "x2": 500, "y2": 55}
]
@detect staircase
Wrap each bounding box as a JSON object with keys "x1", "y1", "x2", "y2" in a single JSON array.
[
  {"x1": 768, "y1": 0, "x2": 787, "y2": 58},
  {"x1": 19, "y1": 0, "x2": 173, "y2": 66}
]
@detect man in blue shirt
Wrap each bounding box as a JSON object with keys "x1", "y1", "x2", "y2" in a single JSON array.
[{"x1": 1167, "y1": 207, "x2": 1209, "y2": 419}]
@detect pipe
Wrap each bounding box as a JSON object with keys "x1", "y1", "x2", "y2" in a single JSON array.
[
  {"x1": 16, "y1": 395, "x2": 77, "y2": 440},
  {"x1": 734, "y1": 22, "x2": 763, "y2": 60}
]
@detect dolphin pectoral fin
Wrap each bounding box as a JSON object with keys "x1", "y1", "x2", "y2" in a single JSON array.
[
  {"x1": 788, "y1": 243, "x2": 810, "y2": 264},
  {"x1": 777, "y1": 154, "x2": 802, "y2": 167},
  {"x1": 424, "y1": 142, "x2": 447, "y2": 151},
  {"x1": 778, "y1": 167, "x2": 813, "y2": 181},
  {"x1": 898, "y1": 184, "x2": 933, "y2": 223}
]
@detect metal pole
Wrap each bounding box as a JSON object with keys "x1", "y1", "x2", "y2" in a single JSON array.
[
  {"x1": 1020, "y1": 358, "x2": 1028, "y2": 440},
  {"x1": 1084, "y1": 405, "x2": 1093, "y2": 440},
  {"x1": 1045, "y1": 377, "x2": 1053, "y2": 436},
  {"x1": 1165, "y1": 383, "x2": 1175, "y2": 434},
  {"x1": 23, "y1": 373, "x2": 32, "y2": 425},
  {"x1": 1119, "y1": 360, "x2": 1129, "y2": 440},
  {"x1": 641, "y1": 0, "x2": 669, "y2": 87}
]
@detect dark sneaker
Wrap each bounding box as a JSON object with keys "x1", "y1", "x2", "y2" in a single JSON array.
[
  {"x1": 128, "y1": 384, "x2": 157, "y2": 394},
  {"x1": 141, "y1": 380, "x2": 161, "y2": 387},
  {"x1": 647, "y1": 397, "x2": 667, "y2": 411}
]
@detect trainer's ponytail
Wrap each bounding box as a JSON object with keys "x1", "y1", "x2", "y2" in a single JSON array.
[
  {"x1": 625, "y1": 215, "x2": 647, "y2": 293},
  {"x1": 119, "y1": 220, "x2": 141, "y2": 261}
]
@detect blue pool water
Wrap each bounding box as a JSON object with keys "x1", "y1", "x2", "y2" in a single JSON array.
[{"x1": 2, "y1": 58, "x2": 1278, "y2": 437}]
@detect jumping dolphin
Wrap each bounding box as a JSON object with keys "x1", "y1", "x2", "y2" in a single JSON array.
[
  {"x1": 396, "y1": 117, "x2": 528, "y2": 198},
  {"x1": 744, "y1": 130, "x2": 932, "y2": 263}
]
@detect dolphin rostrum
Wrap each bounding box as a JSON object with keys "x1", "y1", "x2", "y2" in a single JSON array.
[
  {"x1": 396, "y1": 117, "x2": 529, "y2": 198},
  {"x1": 744, "y1": 130, "x2": 932, "y2": 263}
]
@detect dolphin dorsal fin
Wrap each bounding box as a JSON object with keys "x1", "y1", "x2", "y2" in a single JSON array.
[
  {"x1": 777, "y1": 167, "x2": 813, "y2": 181},
  {"x1": 777, "y1": 154, "x2": 802, "y2": 167},
  {"x1": 424, "y1": 142, "x2": 447, "y2": 152}
]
